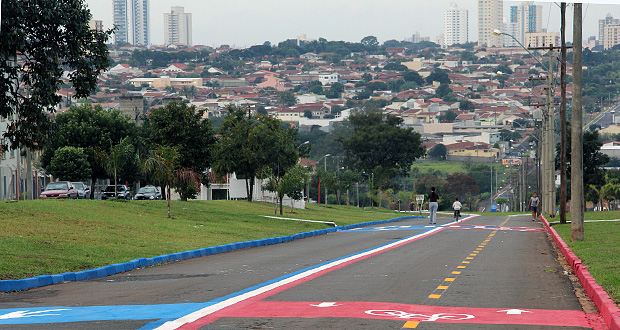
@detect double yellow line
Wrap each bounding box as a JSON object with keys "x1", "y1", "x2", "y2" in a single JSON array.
[{"x1": 403, "y1": 216, "x2": 512, "y2": 329}]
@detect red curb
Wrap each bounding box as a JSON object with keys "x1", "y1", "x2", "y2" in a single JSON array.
[{"x1": 540, "y1": 215, "x2": 620, "y2": 330}]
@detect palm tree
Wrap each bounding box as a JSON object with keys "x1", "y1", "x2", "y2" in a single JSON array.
[
  {"x1": 142, "y1": 145, "x2": 202, "y2": 218},
  {"x1": 142, "y1": 146, "x2": 179, "y2": 218},
  {"x1": 96, "y1": 137, "x2": 134, "y2": 199}
]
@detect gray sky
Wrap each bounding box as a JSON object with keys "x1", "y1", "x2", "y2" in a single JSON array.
[{"x1": 85, "y1": 1, "x2": 620, "y2": 47}]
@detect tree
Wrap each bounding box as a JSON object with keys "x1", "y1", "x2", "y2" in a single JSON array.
[
  {"x1": 0, "y1": 0, "x2": 112, "y2": 149},
  {"x1": 278, "y1": 91, "x2": 298, "y2": 106},
  {"x1": 324, "y1": 82, "x2": 344, "y2": 99},
  {"x1": 459, "y1": 99, "x2": 475, "y2": 111},
  {"x1": 496, "y1": 197, "x2": 508, "y2": 211},
  {"x1": 279, "y1": 165, "x2": 310, "y2": 213},
  {"x1": 361, "y1": 36, "x2": 379, "y2": 48},
  {"x1": 435, "y1": 84, "x2": 453, "y2": 98},
  {"x1": 557, "y1": 129, "x2": 609, "y2": 189},
  {"x1": 437, "y1": 110, "x2": 458, "y2": 123},
  {"x1": 426, "y1": 69, "x2": 451, "y2": 85},
  {"x1": 304, "y1": 110, "x2": 313, "y2": 119},
  {"x1": 428, "y1": 144, "x2": 447, "y2": 160},
  {"x1": 40, "y1": 104, "x2": 137, "y2": 198},
  {"x1": 403, "y1": 71, "x2": 425, "y2": 86},
  {"x1": 48, "y1": 147, "x2": 92, "y2": 182},
  {"x1": 143, "y1": 101, "x2": 217, "y2": 200},
  {"x1": 142, "y1": 146, "x2": 179, "y2": 218},
  {"x1": 214, "y1": 105, "x2": 300, "y2": 202},
  {"x1": 338, "y1": 111, "x2": 425, "y2": 189},
  {"x1": 96, "y1": 137, "x2": 135, "y2": 199}
]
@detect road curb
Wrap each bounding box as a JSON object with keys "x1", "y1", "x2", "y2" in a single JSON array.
[
  {"x1": 0, "y1": 215, "x2": 425, "y2": 293},
  {"x1": 540, "y1": 215, "x2": 620, "y2": 330}
]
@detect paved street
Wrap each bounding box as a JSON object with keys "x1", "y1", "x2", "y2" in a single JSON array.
[{"x1": 0, "y1": 213, "x2": 606, "y2": 329}]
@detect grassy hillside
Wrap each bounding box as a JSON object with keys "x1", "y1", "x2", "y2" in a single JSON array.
[{"x1": 0, "y1": 199, "x2": 397, "y2": 280}]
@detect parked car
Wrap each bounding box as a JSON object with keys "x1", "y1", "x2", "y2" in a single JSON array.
[
  {"x1": 101, "y1": 185, "x2": 132, "y2": 200},
  {"x1": 40, "y1": 181, "x2": 78, "y2": 199},
  {"x1": 71, "y1": 182, "x2": 90, "y2": 199},
  {"x1": 134, "y1": 186, "x2": 162, "y2": 200}
]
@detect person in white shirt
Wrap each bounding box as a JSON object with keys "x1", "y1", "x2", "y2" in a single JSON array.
[{"x1": 452, "y1": 198, "x2": 462, "y2": 221}]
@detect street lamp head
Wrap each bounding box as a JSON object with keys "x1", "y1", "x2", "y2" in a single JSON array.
[
  {"x1": 496, "y1": 71, "x2": 504, "y2": 76},
  {"x1": 325, "y1": 154, "x2": 331, "y2": 157},
  {"x1": 493, "y1": 29, "x2": 502, "y2": 36}
]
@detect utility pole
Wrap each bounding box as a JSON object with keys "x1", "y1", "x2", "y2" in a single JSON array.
[
  {"x1": 559, "y1": 2, "x2": 568, "y2": 224},
  {"x1": 572, "y1": 3, "x2": 585, "y2": 241}
]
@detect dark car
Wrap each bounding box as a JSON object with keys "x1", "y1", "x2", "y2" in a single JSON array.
[
  {"x1": 101, "y1": 185, "x2": 132, "y2": 200},
  {"x1": 71, "y1": 182, "x2": 90, "y2": 199},
  {"x1": 40, "y1": 181, "x2": 78, "y2": 199},
  {"x1": 134, "y1": 186, "x2": 162, "y2": 200}
]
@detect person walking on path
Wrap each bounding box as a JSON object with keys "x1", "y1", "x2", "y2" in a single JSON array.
[
  {"x1": 528, "y1": 192, "x2": 540, "y2": 221},
  {"x1": 452, "y1": 197, "x2": 462, "y2": 221},
  {"x1": 429, "y1": 187, "x2": 439, "y2": 224}
]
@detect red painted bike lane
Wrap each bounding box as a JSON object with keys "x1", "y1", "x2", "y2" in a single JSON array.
[{"x1": 215, "y1": 301, "x2": 607, "y2": 329}]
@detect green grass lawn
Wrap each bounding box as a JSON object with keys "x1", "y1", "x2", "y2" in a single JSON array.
[
  {"x1": 553, "y1": 211, "x2": 620, "y2": 305},
  {"x1": 0, "y1": 199, "x2": 398, "y2": 280}
]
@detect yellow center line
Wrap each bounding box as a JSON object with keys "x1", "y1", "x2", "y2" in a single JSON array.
[
  {"x1": 457, "y1": 265, "x2": 466, "y2": 269},
  {"x1": 428, "y1": 294, "x2": 441, "y2": 299},
  {"x1": 437, "y1": 285, "x2": 449, "y2": 289},
  {"x1": 403, "y1": 321, "x2": 420, "y2": 328},
  {"x1": 451, "y1": 271, "x2": 461, "y2": 275}
]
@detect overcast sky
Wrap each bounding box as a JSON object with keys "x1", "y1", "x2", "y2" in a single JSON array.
[{"x1": 84, "y1": 1, "x2": 620, "y2": 47}]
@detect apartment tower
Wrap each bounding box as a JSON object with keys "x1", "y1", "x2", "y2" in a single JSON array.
[
  {"x1": 509, "y1": 1, "x2": 543, "y2": 46},
  {"x1": 443, "y1": 3, "x2": 468, "y2": 48},
  {"x1": 112, "y1": 0, "x2": 150, "y2": 46},
  {"x1": 478, "y1": 0, "x2": 503, "y2": 47},
  {"x1": 164, "y1": 6, "x2": 193, "y2": 46},
  {"x1": 600, "y1": 14, "x2": 620, "y2": 47}
]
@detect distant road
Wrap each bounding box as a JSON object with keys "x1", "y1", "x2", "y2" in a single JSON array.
[{"x1": 0, "y1": 214, "x2": 603, "y2": 329}]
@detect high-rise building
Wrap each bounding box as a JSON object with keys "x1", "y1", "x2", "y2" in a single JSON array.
[
  {"x1": 443, "y1": 3, "x2": 468, "y2": 48},
  {"x1": 164, "y1": 6, "x2": 193, "y2": 46},
  {"x1": 132, "y1": 0, "x2": 149, "y2": 47},
  {"x1": 112, "y1": 0, "x2": 149, "y2": 46},
  {"x1": 603, "y1": 25, "x2": 620, "y2": 50},
  {"x1": 509, "y1": 2, "x2": 543, "y2": 46},
  {"x1": 113, "y1": 0, "x2": 129, "y2": 44},
  {"x1": 599, "y1": 14, "x2": 620, "y2": 47},
  {"x1": 478, "y1": 0, "x2": 503, "y2": 47}
]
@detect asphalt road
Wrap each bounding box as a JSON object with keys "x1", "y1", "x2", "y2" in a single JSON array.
[{"x1": 0, "y1": 213, "x2": 606, "y2": 330}]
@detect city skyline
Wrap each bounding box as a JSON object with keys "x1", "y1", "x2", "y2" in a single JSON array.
[{"x1": 86, "y1": 0, "x2": 620, "y2": 47}]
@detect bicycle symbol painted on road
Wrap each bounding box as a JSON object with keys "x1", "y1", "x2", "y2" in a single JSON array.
[{"x1": 365, "y1": 310, "x2": 475, "y2": 322}]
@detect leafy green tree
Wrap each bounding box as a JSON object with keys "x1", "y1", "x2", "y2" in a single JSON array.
[
  {"x1": 279, "y1": 165, "x2": 310, "y2": 213},
  {"x1": 428, "y1": 144, "x2": 447, "y2": 160},
  {"x1": 304, "y1": 110, "x2": 313, "y2": 119},
  {"x1": 402, "y1": 70, "x2": 425, "y2": 86},
  {"x1": 278, "y1": 91, "x2": 298, "y2": 106},
  {"x1": 556, "y1": 129, "x2": 609, "y2": 189},
  {"x1": 324, "y1": 82, "x2": 344, "y2": 99},
  {"x1": 361, "y1": 36, "x2": 379, "y2": 48},
  {"x1": 48, "y1": 147, "x2": 92, "y2": 182},
  {"x1": 437, "y1": 110, "x2": 458, "y2": 122},
  {"x1": 435, "y1": 84, "x2": 452, "y2": 98},
  {"x1": 0, "y1": 0, "x2": 112, "y2": 149},
  {"x1": 426, "y1": 69, "x2": 451, "y2": 85},
  {"x1": 308, "y1": 80, "x2": 324, "y2": 94},
  {"x1": 40, "y1": 104, "x2": 137, "y2": 198},
  {"x1": 215, "y1": 105, "x2": 300, "y2": 202},
  {"x1": 459, "y1": 99, "x2": 475, "y2": 110},
  {"x1": 143, "y1": 101, "x2": 217, "y2": 200},
  {"x1": 338, "y1": 111, "x2": 425, "y2": 189}
]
